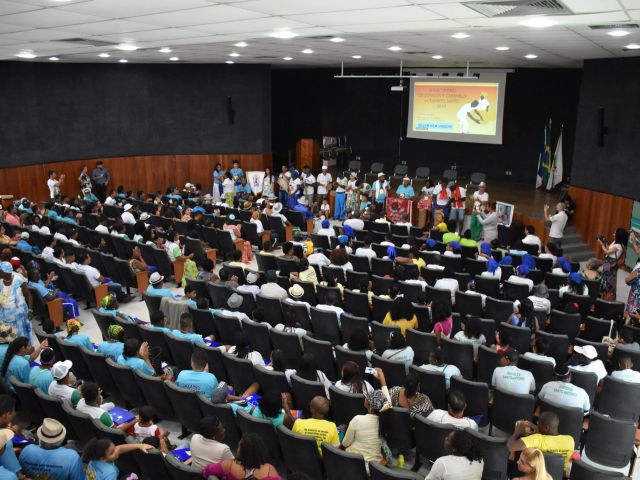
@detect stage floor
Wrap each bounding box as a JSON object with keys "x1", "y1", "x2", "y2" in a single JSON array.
[{"x1": 483, "y1": 180, "x2": 562, "y2": 220}]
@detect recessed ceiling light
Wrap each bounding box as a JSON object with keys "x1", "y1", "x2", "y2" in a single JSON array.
[
  {"x1": 229, "y1": 52, "x2": 240, "y2": 57},
  {"x1": 115, "y1": 43, "x2": 138, "y2": 51},
  {"x1": 301, "y1": 48, "x2": 313, "y2": 54},
  {"x1": 525, "y1": 53, "x2": 538, "y2": 59},
  {"x1": 225, "y1": 60, "x2": 234, "y2": 64},
  {"x1": 352, "y1": 55, "x2": 362, "y2": 59},
  {"x1": 451, "y1": 32, "x2": 470, "y2": 39},
  {"x1": 520, "y1": 17, "x2": 556, "y2": 28},
  {"x1": 625, "y1": 43, "x2": 640, "y2": 49},
  {"x1": 388, "y1": 45, "x2": 402, "y2": 51},
  {"x1": 119, "y1": 59, "x2": 128, "y2": 63},
  {"x1": 283, "y1": 57, "x2": 293, "y2": 61},
  {"x1": 608, "y1": 30, "x2": 630, "y2": 37},
  {"x1": 432, "y1": 55, "x2": 443, "y2": 59},
  {"x1": 49, "y1": 56, "x2": 59, "y2": 61},
  {"x1": 330, "y1": 37, "x2": 345, "y2": 43},
  {"x1": 169, "y1": 56, "x2": 179, "y2": 61},
  {"x1": 269, "y1": 31, "x2": 297, "y2": 39},
  {"x1": 15, "y1": 52, "x2": 36, "y2": 59},
  {"x1": 495, "y1": 46, "x2": 510, "y2": 51},
  {"x1": 234, "y1": 42, "x2": 248, "y2": 48},
  {"x1": 98, "y1": 53, "x2": 110, "y2": 58},
  {"x1": 158, "y1": 47, "x2": 172, "y2": 53}
]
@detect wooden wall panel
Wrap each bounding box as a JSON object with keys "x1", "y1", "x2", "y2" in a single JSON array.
[
  {"x1": 568, "y1": 186, "x2": 633, "y2": 257},
  {"x1": 0, "y1": 153, "x2": 272, "y2": 202}
]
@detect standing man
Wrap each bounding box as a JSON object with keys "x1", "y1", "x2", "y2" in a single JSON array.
[
  {"x1": 371, "y1": 172, "x2": 390, "y2": 212},
  {"x1": 316, "y1": 164, "x2": 332, "y2": 211},
  {"x1": 472, "y1": 181, "x2": 489, "y2": 205},
  {"x1": 301, "y1": 165, "x2": 316, "y2": 209},
  {"x1": 432, "y1": 178, "x2": 451, "y2": 219},
  {"x1": 395, "y1": 177, "x2": 415, "y2": 199},
  {"x1": 277, "y1": 165, "x2": 290, "y2": 206},
  {"x1": 449, "y1": 179, "x2": 466, "y2": 235},
  {"x1": 544, "y1": 202, "x2": 568, "y2": 247},
  {"x1": 47, "y1": 171, "x2": 65, "y2": 200},
  {"x1": 229, "y1": 160, "x2": 244, "y2": 186},
  {"x1": 91, "y1": 161, "x2": 110, "y2": 202}
]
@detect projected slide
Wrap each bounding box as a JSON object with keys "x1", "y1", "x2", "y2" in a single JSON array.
[{"x1": 407, "y1": 73, "x2": 506, "y2": 144}]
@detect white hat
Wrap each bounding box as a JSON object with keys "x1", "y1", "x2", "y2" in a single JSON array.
[
  {"x1": 227, "y1": 293, "x2": 243, "y2": 309},
  {"x1": 322, "y1": 164, "x2": 328, "y2": 170},
  {"x1": 51, "y1": 360, "x2": 73, "y2": 380},
  {"x1": 0, "y1": 429, "x2": 14, "y2": 450},
  {"x1": 123, "y1": 203, "x2": 132, "y2": 212},
  {"x1": 246, "y1": 272, "x2": 258, "y2": 284},
  {"x1": 478, "y1": 181, "x2": 487, "y2": 187},
  {"x1": 350, "y1": 172, "x2": 358, "y2": 178},
  {"x1": 37, "y1": 418, "x2": 66, "y2": 446},
  {"x1": 297, "y1": 197, "x2": 309, "y2": 206},
  {"x1": 149, "y1": 272, "x2": 164, "y2": 285},
  {"x1": 20, "y1": 232, "x2": 29, "y2": 240},
  {"x1": 574, "y1": 344, "x2": 598, "y2": 360},
  {"x1": 139, "y1": 212, "x2": 150, "y2": 221},
  {"x1": 377, "y1": 172, "x2": 385, "y2": 178},
  {"x1": 272, "y1": 202, "x2": 283, "y2": 214},
  {"x1": 403, "y1": 176, "x2": 410, "y2": 181},
  {"x1": 288, "y1": 284, "x2": 304, "y2": 299}
]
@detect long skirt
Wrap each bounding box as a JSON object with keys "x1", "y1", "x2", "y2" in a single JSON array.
[
  {"x1": 600, "y1": 256, "x2": 618, "y2": 301},
  {"x1": 0, "y1": 304, "x2": 31, "y2": 339}
]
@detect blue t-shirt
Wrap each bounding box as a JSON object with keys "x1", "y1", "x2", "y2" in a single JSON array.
[
  {"x1": 252, "y1": 407, "x2": 286, "y2": 430},
  {"x1": 117, "y1": 355, "x2": 154, "y2": 376},
  {"x1": 0, "y1": 466, "x2": 16, "y2": 480},
  {"x1": 396, "y1": 184, "x2": 415, "y2": 198},
  {"x1": 229, "y1": 167, "x2": 244, "y2": 183},
  {"x1": 98, "y1": 342, "x2": 124, "y2": 361},
  {"x1": 29, "y1": 366, "x2": 53, "y2": 393},
  {"x1": 148, "y1": 325, "x2": 171, "y2": 334},
  {"x1": 146, "y1": 285, "x2": 174, "y2": 298},
  {"x1": 171, "y1": 330, "x2": 203, "y2": 345},
  {"x1": 86, "y1": 460, "x2": 118, "y2": 480},
  {"x1": 0, "y1": 440, "x2": 20, "y2": 474},
  {"x1": 65, "y1": 334, "x2": 93, "y2": 351},
  {"x1": 4, "y1": 355, "x2": 30, "y2": 392},
  {"x1": 185, "y1": 299, "x2": 197, "y2": 309},
  {"x1": 237, "y1": 184, "x2": 252, "y2": 195},
  {"x1": 19, "y1": 444, "x2": 85, "y2": 480},
  {"x1": 15, "y1": 241, "x2": 32, "y2": 253},
  {"x1": 28, "y1": 280, "x2": 51, "y2": 298},
  {"x1": 176, "y1": 370, "x2": 219, "y2": 397},
  {"x1": 98, "y1": 307, "x2": 117, "y2": 317}
]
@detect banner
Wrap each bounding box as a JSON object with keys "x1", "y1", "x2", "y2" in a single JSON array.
[
  {"x1": 386, "y1": 196, "x2": 412, "y2": 223},
  {"x1": 247, "y1": 171, "x2": 265, "y2": 196}
]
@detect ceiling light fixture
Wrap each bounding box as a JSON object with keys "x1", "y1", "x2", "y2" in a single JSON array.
[
  {"x1": 608, "y1": 30, "x2": 630, "y2": 37},
  {"x1": 119, "y1": 59, "x2": 128, "y2": 63},
  {"x1": 98, "y1": 53, "x2": 110, "y2": 58},
  {"x1": 330, "y1": 37, "x2": 345, "y2": 43},
  {"x1": 283, "y1": 56, "x2": 293, "y2": 61},
  {"x1": 432, "y1": 54, "x2": 443, "y2": 59},
  {"x1": 520, "y1": 17, "x2": 556, "y2": 28},
  {"x1": 269, "y1": 31, "x2": 297, "y2": 39},
  {"x1": 225, "y1": 60, "x2": 234, "y2": 64},
  {"x1": 229, "y1": 52, "x2": 240, "y2": 57},
  {"x1": 388, "y1": 45, "x2": 402, "y2": 51},
  {"x1": 451, "y1": 32, "x2": 470, "y2": 39},
  {"x1": 15, "y1": 52, "x2": 36, "y2": 59},
  {"x1": 525, "y1": 53, "x2": 538, "y2": 59},
  {"x1": 301, "y1": 48, "x2": 313, "y2": 54},
  {"x1": 495, "y1": 46, "x2": 510, "y2": 51},
  {"x1": 115, "y1": 43, "x2": 138, "y2": 51},
  {"x1": 234, "y1": 42, "x2": 248, "y2": 48},
  {"x1": 159, "y1": 47, "x2": 171, "y2": 53},
  {"x1": 625, "y1": 43, "x2": 640, "y2": 49},
  {"x1": 352, "y1": 55, "x2": 362, "y2": 59},
  {"x1": 49, "y1": 56, "x2": 59, "y2": 61},
  {"x1": 169, "y1": 56, "x2": 179, "y2": 61}
]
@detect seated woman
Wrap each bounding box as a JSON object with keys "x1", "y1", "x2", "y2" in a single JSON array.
[
  {"x1": 117, "y1": 338, "x2": 155, "y2": 376},
  {"x1": 382, "y1": 297, "x2": 418, "y2": 336},
  {"x1": 342, "y1": 329, "x2": 374, "y2": 363},
  {"x1": 190, "y1": 416, "x2": 234, "y2": 472},
  {"x1": 580, "y1": 257, "x2": 602, "y2": 281},
  {"x1": 97, "y1": 325, "x2": 125, "y2": 361},
  {"x1": 83, "y1": 437, "x2": 152, "y2": 480},
  {"x1": 431, "y1": 300, "x2": 453, "y2": 343},
  {"x1": 203, "y1": 433, "x2": 281, "y2": 480},
  {"x1": 26, "y1": 268, "x2": 79, "y2": 319},
  {"x1": 381, "y1": 330, "x2": 415, "y2": 370},
  {"x1": 224, "y1": 332, "x2": 264, "y2": 366},
  {"x1": 128, "y1": 245, "x2": 156, "y2": 274},
  {"x1": 559, "y1": 272, "x2": 589, "y2": 298},
  {"x1": 389, "y1": 371, "x2": 433, "y2": 418},
  {"x1": 426, "y1": 430, "x2": 484, "y2": 480},
  {"x1": 99, "y1": 294, "x2": 134, "y2": 322},
  {"x1": 1, "y1": 336, "x2": 48, "y2": 391},
  {"x1": 62, "y1": 319, "x2": 93, "y2": 351},
  {"x1": 334, "y1": 360, "x2": 374, "y2": 395},
  {"x1": 453, "y1": 315, "x2": 487, "y2": 359},
  {"x1": 284, "y1": 353, "x2": 332, "y2": 395}
]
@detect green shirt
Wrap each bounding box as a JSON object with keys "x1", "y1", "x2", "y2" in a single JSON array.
[{"x1": 459, "y1": 238, "x2": 478, "y2": 248}]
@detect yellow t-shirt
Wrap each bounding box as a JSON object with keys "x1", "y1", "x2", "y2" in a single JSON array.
[
  {"x1": 412, "y1": 257, "x2": 426, "y2": 270},
  {"x1": 521, "y1": 433, "x2": 575, "y2": 470},
  {"x1": 292, "y1": 418, "x2": 340, "y2": 454},
  {"x1": 383, "y1": 313, "x2": 418, "y2": 336}
]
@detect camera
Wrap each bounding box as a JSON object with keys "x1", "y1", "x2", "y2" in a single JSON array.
[{"x1": 596, "y1": 235, "x2": 606, "y2": 243}]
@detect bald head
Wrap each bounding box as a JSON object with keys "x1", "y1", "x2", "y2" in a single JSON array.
[
  {"x1": 309, "y1": 396, "x2": 330, "y2": 419},
  {"x1": 538, "y1": 411, "x2": 559, "y2": 435},
  {"x1": 619, "y1": 356, "x2": 634, "y2": 370}
]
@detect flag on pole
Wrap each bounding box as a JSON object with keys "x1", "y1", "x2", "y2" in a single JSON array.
[
  {"x1": 547, "y1": 127, "x2": 563, "y2": 189},
  {"x1": 536, "y1": 121, "x2": 552, "y2": 188}
]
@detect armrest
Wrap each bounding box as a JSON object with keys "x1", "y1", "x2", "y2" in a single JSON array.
[
  {"x1": 94, "y1": 284, "x2": 109, "y2": 308},
  {"x1": 46, "y1": 298, "x2": 64, "y2": 327},
  {"x1": 135, "y1": 271, "x2": 149, "y2": 294}
]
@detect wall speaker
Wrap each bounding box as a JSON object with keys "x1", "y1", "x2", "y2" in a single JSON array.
[
  {"x1": 597, "y1": 106, "x2": 607, "y2": 147},
  {"x1": 227, "y1": 96, "x2": 235, "y2": 125}
]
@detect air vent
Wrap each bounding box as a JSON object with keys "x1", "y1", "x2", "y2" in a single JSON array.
[
  {"x1": 589, "y1": 24, "x2": 639, "y2": 30},
  {"x1": 463, "y1": 0, "x2": 571, "y2": 17},
  {"x1": 251, "y1": 55, "x2": 278, "y2": 59},
  {"x1": 404, "y1": 51, "x2": 432, "y2": 55},
  {"x1": 59, "y1": 38, "x2": 114, "y2": 47}
]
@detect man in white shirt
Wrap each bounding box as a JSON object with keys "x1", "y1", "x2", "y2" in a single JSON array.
[
  {"x1": 217, "y1": 294, "x2": 250, "y2": 322},
  {"x1": 434, "y1": 277, "x2": 459, "y2": 304},
  {"x1": 521, "y1": 225, "x2": 542, "y2": 254},
  {"x1": 95, "y1": 218, "x2": 109, "y2": 234},
  {"x1": 472, "y1": 182, "x2": 489, "y2": 204},
  {"x1": 235, "y1": 272, "x2": 261, "y2": 299},
  {"x1": 457, "y1": 100, "x2": 480, "y2": 134},
  {"x1": 611, "y1": 356, "x2": 640, "y2": 384},
  {"x1": 259, "y1": 270, "x2": 288, "y2": 300},
  {"x1": 522, "y1": 338, "x2": 556, "y2": 366},
  {"x1": 121, "y1": 204, "x2": 136, "y2": 224},
  {"x1": 75, "y1": 252, "x2": 126, "y2": 301},
  {"x1": 270, "y1": 202, "x2": 288, "y2": 228},
  {"x1": 492, "y1": 350, "x2": 536, "y2": 395},
  {"x1": 307, "y1": 251, "x2": 330, "y2": 267},
  {"x1": 316, "y1": 165, "x2": 332, "y2": 206},
  {"x1": 47, "y1": 170, "x2": 65, "y2": 199},
  {"x1": 104, "y1": 191, "x2": 117, "y2": 206},
  {"x1": 355, "y1": 235, "x2": 377, "y2": 264},
  {"x1": 343, "y1": 211, "x2": 365, "y2": 232},
  {"x1": 315, "y1": 290, "x2": 344, "y2": 324},
  {"x1": 538, "y1": 364, "x2": 590, "y2": 412},
  {"x1": 420, "y1": 349, "x2": 461, "y2": 389},
  {"x1": 544, "y1": 202, "x2": 568, "y2": 247},
  {"x1": 528, "y1": 284, "x2": 551, "y2": 315},
  {"x1": 301, "y1": 165, "x2": 315, "y2": 207},
  {"x1": 507, "y1": 264, "x2": 534, "y2": 292},
  {"x1": 569, "y1": 345, "x2": 608, "y2": 382},
  {"x1": 427, "y1": 390, "x2": 478, "y2": 431}
]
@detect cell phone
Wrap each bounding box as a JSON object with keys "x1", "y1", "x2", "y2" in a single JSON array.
[{"x1": 365, "y1": 367, "x2": 377, "y2": 375}]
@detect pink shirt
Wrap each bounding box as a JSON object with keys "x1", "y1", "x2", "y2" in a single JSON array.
[
  {"x1": 433, "y1": 316, "x2": 453, "y2": 337},
  {"x1": 203, "y1": 462, "x2": 281, "y2": 480}
]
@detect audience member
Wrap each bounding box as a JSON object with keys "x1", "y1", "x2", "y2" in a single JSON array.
[
  {"x1": 389, "y1": 371, "x2": 433, "y2": 417},
  {"x1": 427, "y1": 390, "x2": 478, "y2": 431},
  {"x1": 202, "y1": 433, "x2": 280, "y2": 480},
  {"x1": 287, "y1": 396, "x2": 339, "y2": 453},
  {"x1": 419, "y1": 349, "x2": 461, "y2": 390},
  {"x1": 538, "y1": 364, "x2": 590, "y2": 412},
  {"x1": 176, "y1": 350, "x2": 219, "y2": 397},
  {"x1": 426, "y1": 430, "x2": 484, "y2": 480},
  {"x1": 492, "y1": 350, "x2": 535, "y2": 395},
  {"x1": 190, "y1": 416, "x2": 234, "y2": 471}
]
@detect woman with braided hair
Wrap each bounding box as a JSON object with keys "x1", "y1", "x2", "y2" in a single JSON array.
[{"x1": 97, "y1": 325, "x2": 125, "y2": 360}]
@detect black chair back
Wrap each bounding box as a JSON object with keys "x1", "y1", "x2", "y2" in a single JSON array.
[
  {"x1": 490, "y1": 388, "x2": 535, "y2": 434},
  {"x1": 321, "y1": 443, "x2": 368, "y2": 480},
  {"x1": 583, "y1": 411, "x2": 636, "y2": 469},
  {"x1": 277, "y1": 425, "x2": 324, "y2": 480}
]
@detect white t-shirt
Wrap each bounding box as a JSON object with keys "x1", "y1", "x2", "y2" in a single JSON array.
[
  {"x1": 190, "y1": 434, "x2": 234, "y2": 471},
  {"x1": 426, "y1": 455, "x2": 484, "y2": 480},
  {"x1": 344, "y1": 218, "x2": 365, "y2": 231},
  {"x1": 104, "y1": 196, "x2": 116, "y2": 206},
  {"x1": 95, "y1": 225, "x2": 109, "y2": 234},
  {"x1": 121, "y1": 211, "x2": 136, "y2": 224},
  {"x1": 316, "y1": 172, "x2": 332, "y2": 195},
  {"x1": 317, "y1": 227, "x2": 335, "y2": 237},
  {"x1": 522, "y1": 234, "x2": 542, "y2": 251},
  {"x1": 434, "y1": 278, "x2": 459, "y2": 303},
  {"x1": 47, "y1": 178, "x2": 59, "y2": 198},
  {"x1": 222, "y1": 178, "x2": 235, "y2": 194},
  {"x1": 559, "y1": 284, "x2": 588, "y2": 298},
  {"x1": 472, "y1": 191, "x2": 488, "y2": 203},
  {"x1": 549, "y1": 211, "x2": 568, "y2": 238},
  {"x1": 419, "y1": 364, "x2": 461, "y2": 390},
  {"x1": 316, "y1": 304, "x2": 344, "y2": 323},
  {"x1": 522, "y1": 352, "x2": 556, "y2": 366},
  {"x1": 528, "y1": 296, "x2": 551, "y2": 314},
  {"x1": 355, "y1": 247, "x2": 377, "y2": 261},
  {"x1": 452, "y1": 332, "x2": 486, "y2": 357},
  {"x1": 273, "y1": 323, "x2": 307, "y2": 339},
  {"x1": 432, "y1": 184, "x2": 451, "y2": 206},
  {"x1": 606, "y1": 242, "x2": 623, "y2": 260},
  {"x1": 76, "y1": 264, "x2": 102, "y2": 287},
  {"x1": 303, "y1": 174, "x2": 316, "y2": 196},
  {"x1": 491, "y1": 365, "x2": 536, "y2": 395},
  {"x1": 427, "y1": 409, "x2": 478, "y2": 431},
  {"x1": 381, "y1": 347, "x2": 414, "y2": 369},
  {"x1": 250, "y1": 217, "x2": 264, "y2": 234},
  {"x1": 506, "y1": 275, "x2": 534, "y2": 292},
  {"x1": 334, "y1": 380, "x2": 374, "y2": 396},
  {"x1": 569, "y1": 360, "x2": 607, "y2": 382},
  {"x1": 538, "y1": 381, "x2": 590, "y2": 411},
  {"x1": 307, "y1": 253, "x2": 330, "y2": 267},
  {"x1": 611, "y1": 369, "x2": 640, "y2": 384}
]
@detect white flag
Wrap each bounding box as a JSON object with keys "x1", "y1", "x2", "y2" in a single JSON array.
[{"x1": 547, "y1": 131, "x2": 563, "y2": 189}]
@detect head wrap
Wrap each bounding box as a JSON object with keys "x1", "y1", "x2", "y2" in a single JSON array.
[
  {"x1": 517, "y1": 264, "x2": 530, "y2": 276},
  {"x1": 338, "y1": 235, "x2": 349, "y2": 245},
  {"x1": 522, "y1": 254, "x2": 536, "y2": 270},
  {"x1": 449, "y1": 241, "x2": 461, "y2": 251},
  {"x1": 500, "y1": 255, "x2": 512, "y2": 266},
  {"x1": 66, "y1": 319, "x2": 81, "y2": 334},
  {"x1": 366, "y1": 389, "x2": 391, "y2": 412},
  {"x1": 558, "y1": 257, "x2": 572, "y2": 273},
  {"x1": 101, "y1": 294, "x2": 116, "y2": 309},
  {"x1": 386, "y1": 246, "x2": 397, "y2": 261},
  {"x1": 569, "y1": 272, "x2": 583, "y2": 285},
  {"x1": 342, "y1": 225, "x2": 355, "y2": 238},
  {"x1": 108, "y1": 324, "x2": 124, "y2": 340},
  {"x1": 480, "y1": 242, "x2": 491, "y2": 256},
  {"x1": 436, "y1": 222, "x2": 448, "y2": 232},
  {"x1": 321, "y1": 220, "x2": 330, "y2": 229},
  {"x1": 0, "y1": 262, "x2": 12, "y2": 274},
  {"x1": 426, "y1": 239, "x2": 437, "y2": 249},
  {"x1": 487, "y1": 258, "x2": 499, "y2": 274}
]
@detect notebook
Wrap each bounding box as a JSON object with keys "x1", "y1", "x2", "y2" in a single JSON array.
[
  {"x1": 172, "y1": 448, "x2": 192, "y2": 462},
  {"x1": 109, "y1": 407, "x2": 136, "y2": 425}
]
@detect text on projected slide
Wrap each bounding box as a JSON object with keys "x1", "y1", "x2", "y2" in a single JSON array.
[{"x1": 412, "y1": 82, "x2": 499, "y2": 136}]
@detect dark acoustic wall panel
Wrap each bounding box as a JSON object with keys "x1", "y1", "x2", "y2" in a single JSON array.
[
  {"x1": 0, "y1": 62, "x2": 271, "y2": 167},
  {"x1": 272, "y1": 68, "x2": 581, "y2": 183},
  {"x1": 571, "y1": 57, "x2": 640, "y2": 200}
]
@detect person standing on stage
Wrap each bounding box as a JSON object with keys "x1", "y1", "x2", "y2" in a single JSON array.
[
  {"x1": 229, "y1": 160, "x2": 244, "y2": 186},
  {"x1": 47, "y1": 171, "x2": 65, "y2": 200},
  {"x1": 78, "y1": 166, "x2": 91, "y2": 193},
  {"x1": 432, "y1": 178, "x2": 451, "y2": 220},
  {"x1": 449, "y1": 179, "x2": 466, "y2": 235},
  {"x1": 371, "y1": 172, "x2": 390, "y2": 212},
  {"x1": 475, "y1": 201, "x2": 498, "y2": 243},
  {"x1": 316, "y1": 165, "x2": 332, "y2": 209},
  {"x1": 333, "y1": 172, "x2": 347, "y2": 220},
  {"x1": 544, "y1": 202, "x2": 568, "y2": 247},
  {"x1": 277, "y1": 165, "x2": 290, "y2": 206},
  {"x1": 345, "y1": 172, "x2": 359, "y2": 214},
  {"x1": 91, "y1": 161, "x2": 110, "y2": 202},
  {"x1": 472, "y1": 181, "x2": 489, "y2": 205},
  {"x1": 301, "y1": 165, "x2": 315, "y2": 208},
  {"x1": 396, "y1": 177, "x2": 415, "y2": 199}
]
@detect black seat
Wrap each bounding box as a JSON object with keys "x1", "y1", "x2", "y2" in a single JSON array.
[
  {"x1": 441, "y1": 337, "x2": 474, "y2": 379},
  {"x1": 595, "y1": 375, "x2": 640, "y2": 421},
  {"x1": 56, "y1": 339, "x2": 93, "y2": 382},
  {"x1": 517, "y1": 356, "x2": 554, "y2": 394},
  {"x1": 213, "y1": 312, "x2": 243, "y2": 345},
  {"x1": 291, "y1": 374, "x2": 327, "y2": 415},
  {"x1": 142, "y1": 293, "x2": 162, "y2": 318},
  {"x1": 371, "y1": 354, "x2": 406, "y2": 387},
  {"x1": 414, "y1": 415, "x2": 455, "y2": 463},
  {"x1": 164, "y1": 453, "x2": 202, "y2": 480},
  {"x1": 190, "y1": 307, "x2": 217, "y2": 339},
  {"x1": 411, "y1": 366, "x2": 446, "y2": 410},
  {"x1": 256, "y1": 294, "x2": 284, "y2": 327},
  {"x1": 570, "y1": 370, "x2": 599, "y2": 408},
  {"x1": 343, "y1": 290, "x2": 371, "y2": 319},
  {"x1": 164, "y1": 381, "x2": 202, "y2": 435},
  {"x1": 573, "y1": 337, "x2": 608, "y2": 363},
  {"x1": 502, "y1": 281, "x2": 531, "y2": 301},
  {"x1": 594, "y1": 298, "x2": 625, "y2": 322},
  {"x1": 207, "y1": 283, "x2": 231, "y2": 309},
  {"x1": 139, "y1": 325, "x2": 173, "y2": 365},
  {"x1": 475, "y1": 276, "x2": 500, "y2": 298},
  {"x1": 477, "y1": 345, "x2": 500, "y2": 384},
  {"x1": 256, "y1": 252, "x2": 278, "y2": 272},
  {"x1": 310, "y1": 306, "x2": 342, "y2": 345},
  {"x1": 455, "y1": 291, "x2": 483, "y2": 318},
  {"x1": 92, "y1": 310, "x2": 114, "y2": 341},
  {"x1": 371, "y1": 295, "x2": 393, "y2": 323},
  {"x1": 105, "y1": 358, "x2": 147, "y2": 408},
  {"x1": 467, "y1": 429, "x2": 508, "y2": 480},
  {"x1": 198, "y1": 398, "x2": 241, "y2": 451},
  {"x1": 340, "y1": 313, "x2": 369, "y2": 345},
  {"x1": 129, "y1": 439, "x2": 172, "y2": 480},
  {"x1": 253, "y1": 364, "x2": 290, "y2": 396},
  {"x1": 498, "y1": 322, "x2": 531, "y2": 353},
  {"x1": 371, "y1": 258, "x2": 395, "y2": 277},
  {"x1": 562, "y1": 292, "x2": 594, "y2": 320},
  {"x1": 611, "y1": 344, "x2": 640, "y2": 372},
  {"x1": 549, "y1": 309, "x2": 582, "y2": 339},
  {"x1": 569, "y1": 460, "x2": 625, "y2": 479},
  {"x1": 236, "y1": 409, "x2": 282, "y2": 465},
  {"x1": 322, "y1": 443, "x2": 367, "y2": 480},
  {"x1": 582, "y1": 411, "x2": 636, "y2": 470},
  {"x1": 328, "y1": 386, "x2": 366, "y2": 425},
  {"x1": 277, "y1": 425, "x2": 324, "y2": 480},
  {"x1": 164, "y1": 332, "x2": 194, "y2": 371},
  {"x1": 539, "y1": 399, "x2": 584, "y2": 447},
  {"x1": 486, "y1": 298, "x2": 515, "y2": 324},
  {"x1": 222, "y1": 352, "x2": 255, "y2": 394},
  {"x1": 405, "y1": 329, "x2": 436, "y2": 366},
  {"x1": 134, "y1": 370, "x2": 176, "y2": 421},
  {"x1": 490, "y1": 388, "x2": 535, "y2": 435},
  {"x1": 371, "y1": 321, "x2": 401, "y2": 353},
  {"x1": 113, "y1": 316, "x2": 143, "y2": 343},
  {"x1": 194, "y1": 343, "x2": 229, "y2": 384},
  {"x1": 583, "y1": 316, "x2": 616, "y2": 342},
  {"x1": 10, "y1": 377, "x2": 46, "y2": 426},
  {"x1": 543, "y1": 453, "x2": 565, "y2": 480},
  {"x1": 334, "y1": 346, "x2": 367, "y2": 374},
  {"x1": 535, "y1": 330, "x2": 569, "y2": 365},
  {"x1": 34, "y1": 389, "x2": 78, "y2": 441},
  {"x1": 241, "y1": 319, "x2": 272, "y2": 359},
  {"x1": 370, "y1": 461, "x2": 422, "y2": 480},
  {"x1": 302, "y1": 335, "x2": 338, "y2": 381},
  {"x1": 449, "y1": 377, "x2": 489, "y2": 426},
  {"x1": 385, "y1": 407, "x2": 414, "y2": 455},
  {"x1": 62, "y1": 402, "x2": 97, "y2": 446},
  {"x1": 545, "y1": 272, "x2": 569, "y2": 290},
  {"x1": 270, "y1": 329, "x2": 302, "y2": 367}
]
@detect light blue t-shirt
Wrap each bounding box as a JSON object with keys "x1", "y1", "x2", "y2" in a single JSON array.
[
  {"x1": 117, "y1": 355, "x2": 154, "y2": 376},
  {"x1": 176, "y1": 370, "x2": 219, "y2": 397},
  {"x1": 65, "y1": 334, "x2": 93, "y2": 351},
  {"x1": 4, "y1": 355, "x2": 30, "y2": 392},
  {"x1": 0, "y1": 440, "x2": 21, "y2": 474},
  {"x1": 0, "y1": 466, "x2": 16, "y2": 480},
  {"x1": 185, "y1": 299, "x2": 197, "y2": 309},
  {"x1": 15, "y1": 240, "x2": 33, "y2": 253},
  {"x1": 98, "y1": 307, "x2": 117, "y2": 317},
  {"x1": 396, "y1": 184, "x2": 415, "y2": 198},
  {"x1": 86, "y1": 460, "x2": 118, "y2": 480},
  {"x1": 146, "y1": 285, "x2": 174, "y2": 298},
  {"x1": 28, "y1": 280, "x2": 51, "y2": 298},
  {"x1": 98, "y1": 342, "x2": 124, "y2": 361},
  {"x1": 252, "y1": 407, "x2": 285, "y2": 430},
  {"x1": 19, "y1": 444, "x2": 85, "y2": 480},
  {"x1": 148, "y1": 325, "x2": 171, "y2": 334},
  {"x1": 171, "y1": 330, "x2": 204, "y2": 345},
  {"x1": 29, "y1": 366, "x2": 53, "y2": 393}
]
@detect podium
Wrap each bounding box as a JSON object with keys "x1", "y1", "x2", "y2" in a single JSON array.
[{"x1": 295, "y1": 139, "x2": 320, "y2": 171}]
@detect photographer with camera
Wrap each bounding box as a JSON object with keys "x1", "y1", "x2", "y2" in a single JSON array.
[
  {"x1": 598, "y1": 228, "x2": 629, "y2": 301},
  {"x1": 543, "y1": 202, "x2": 568, "y2": 247}
]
